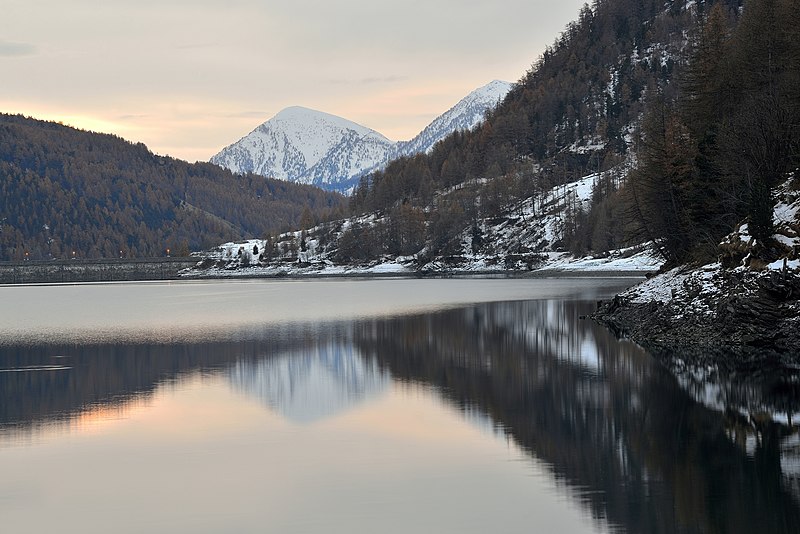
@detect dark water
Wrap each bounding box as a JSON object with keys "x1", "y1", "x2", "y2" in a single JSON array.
[{"x1": 0, "y1": 279, "x2": 798, "y2": 533}]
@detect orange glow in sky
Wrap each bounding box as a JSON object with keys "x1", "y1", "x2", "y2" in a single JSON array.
[{"x1": 2, "y1": 1, "x2": 587, "y2": 163}]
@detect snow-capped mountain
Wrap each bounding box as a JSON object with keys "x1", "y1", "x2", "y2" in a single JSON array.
[
  {"x1": 210, "y1": 80, "x2": 512, "y2": 194},
  {"x1": 210, "y1": 106, "x2": 394, "y2": 191},
  {"x1": 228, "y1": 343, "x2": 390, "y2": 424},
  {"x1": 397, "y1": 80, "x2": 512, "y2": 156}
]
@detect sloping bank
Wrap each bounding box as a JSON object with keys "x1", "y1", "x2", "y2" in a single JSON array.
[
  {"x1": 593, "y1": 262, "x2": 800, "y2": 373},
  {"x1": 595, "y1": 175, "x2": 800, "y2": 373}
]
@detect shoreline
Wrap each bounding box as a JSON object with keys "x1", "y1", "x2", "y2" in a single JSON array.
[
  {"x1": 592, "y1": 265, "x2": 800, "y2": 375},
  {"x1": 179, "y1": 268, "x2": 651, "y2": 281},
  {"x1": 1, "y1": 267, "x2": 650, "y2": 287}
]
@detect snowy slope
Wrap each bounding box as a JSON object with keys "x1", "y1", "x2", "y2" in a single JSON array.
[
  {"x1": 186, "y1": 168, "x2": 663, "y2": 278},
  {"x1": 398, "y1": 80, "x2": 513, "y2": 156},
  {"x1": 210, "y1": 81, "x2": 512, "y2": 193},
  {"x1": 210, "y1": 106, "x2": 395, "y2": 189}
]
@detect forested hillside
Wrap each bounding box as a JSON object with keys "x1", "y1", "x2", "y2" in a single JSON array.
[
  {"x1": 630, "y1": 0, "x2": 799, "y2": 265},
  {"x1": 345, "y1": 0, "x2": 798, "y2": 267},
  {"x1": 0, "y1": 115, "x2": 345, "y2": 260},
  {"x1": 7, "y1": 0, "x2": 796, "y2": 269}
]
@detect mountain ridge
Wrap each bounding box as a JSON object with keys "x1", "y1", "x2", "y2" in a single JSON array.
[
  {"x1": 210, "y1": 80, "x2": 513, "y2": 193},
  {"x1": 398, "y1": 80, "x2": 513, "y2": 156},
  {"x1": 0, "y1": 113, "x2": 345, "y2": 260}
]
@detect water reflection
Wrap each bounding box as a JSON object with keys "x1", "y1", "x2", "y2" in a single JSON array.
[
  {"x1": 0, "y1": 339, "x2": 269, "y2": 436},
  {"x1": 354, "y1": 301, "x2": 800, "y2": 533},
  {"x1": 1, "y1": 299, "x2": 799, "y2": 533},
  {"x1": 230, "y1": 340, "x2": 391, "y2": 423}
]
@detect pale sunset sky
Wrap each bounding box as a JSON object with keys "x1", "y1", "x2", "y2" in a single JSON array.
[{"x1": 2, "y1": 0, "x2": 586, "y2": 162}]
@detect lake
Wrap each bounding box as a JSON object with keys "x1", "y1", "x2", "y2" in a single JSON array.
[{"x1": 1, "y1": 278, "x2": 798, "y2": 533}]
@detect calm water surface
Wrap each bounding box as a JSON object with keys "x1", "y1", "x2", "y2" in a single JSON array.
[{"x1": 0, "y1": 278, "x2": 798, "y2": 533}]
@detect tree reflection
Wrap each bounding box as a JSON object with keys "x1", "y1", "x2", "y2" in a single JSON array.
[
  {"x1": 351, "y1": 300, "x2": 800, "y2": 534},
  {"x1": 1, "y1": 299, "x2": 798, "y2": 533},
  {"x1": 0, "y1": 330, "x2": 315, "y2": 433}
]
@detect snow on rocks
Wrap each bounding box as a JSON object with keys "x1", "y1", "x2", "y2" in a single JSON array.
[
  {"x1": 594, "y1": 175, "x2": 800, "y2": 370},
  {"x1": 768, "y1": 259, "x2": 800, "y2": 272},
  {"x1": 545, "y1": 247, "x2": 662, "y2": 274}
]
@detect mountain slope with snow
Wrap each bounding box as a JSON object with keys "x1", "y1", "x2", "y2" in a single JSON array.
[
  {"x1": 210, "y1": 106, "x2": 395, "y2": 190},
  {"x1": 398, "y1": 80, "x2": 512, "y2": 156},
  {"x1": 210, "y1": 81, "x2": 512, "y2": 193},
  {"x1": 186, "y1": 165, "x2": 663, "y2": 278}
]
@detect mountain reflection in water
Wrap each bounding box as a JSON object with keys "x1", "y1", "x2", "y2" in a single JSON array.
[
  {"x1": 1, "y1": 299, "x2": 798, "y2": 534},
  {"x1": 230, "y1": 341, "x2": 391, "y2": 423}
]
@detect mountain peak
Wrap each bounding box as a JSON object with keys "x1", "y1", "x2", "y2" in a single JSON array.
[
  {"x1": 210, "y1": 105, "x2": 394, "y2": 187},
  {"x1": 397, "y1": 80, "x2": 512, "y2": 156},
  {"x1": 484, "y1": 79, "x2": 514, "y2": 92},
  {"x1": 210, "y1": 81, "x2": 512, "y2": 193},
  {"x1": 274, "y1": 105, "x2": 317, "y2": 117},
  {"x1": 271, "y1": 106, "x2": 388, "y2": 140},
  {"x1": 272, "y1": 105, "x2": 324, "y2": 122}
]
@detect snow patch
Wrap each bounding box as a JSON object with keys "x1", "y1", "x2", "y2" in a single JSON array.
[{"x1": 188, "y1": 169, "x2": 664, "y2": 278}]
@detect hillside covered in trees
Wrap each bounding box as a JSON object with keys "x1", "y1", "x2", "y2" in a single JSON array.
[
  {"x1": 0, "y1": 115, "x2": 345, "y2": 260},
  {"x1": 630, "y1": 0, "x2": 799, "y2": 265},
  {"x1": 193, "y1": 0, "x2": 799, "y2": 306},
  {"x1": 340, "y1": 0, "x2": 796, "y2": 270}
]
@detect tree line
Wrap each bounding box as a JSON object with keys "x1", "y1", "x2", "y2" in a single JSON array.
[{"x1": 0, "y1": 115, "x2": 346, "y2": 260}]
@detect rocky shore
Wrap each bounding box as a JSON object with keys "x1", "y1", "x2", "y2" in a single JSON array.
[{"x1": 593, "y1": 263, "x2": 800, "y2": 374}]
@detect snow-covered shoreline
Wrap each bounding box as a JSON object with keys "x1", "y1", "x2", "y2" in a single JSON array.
[
  {"x1": 594, "y1": 264, "x2": 800, "y2": 365},
  {"x1": 180, "y1": 247, "x2": 660, "y2": 280},
  {"x1": 593, "y1": 175, "x2": 800, "y2": 372},
  {"x1": 183, "y1": 170, "x2": 662, "y2": 280}
]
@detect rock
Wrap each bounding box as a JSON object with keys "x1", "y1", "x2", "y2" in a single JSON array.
[{"x1": 593, "y1": 266, "x2": 800, "y2": 374}]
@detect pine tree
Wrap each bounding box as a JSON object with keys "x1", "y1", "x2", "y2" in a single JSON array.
[
  {"x1": 628, "y1": 96, "x2": 697, "y2": 264},
  {"x1": 677, "y1": 2, "x2": 737, "y2": 256},
  {"x1": 719, "y1": 0, "x2": 797, "y2": 246},
  {"x1": 681, "y1": 2, "x2": 734, "y2": 137}
]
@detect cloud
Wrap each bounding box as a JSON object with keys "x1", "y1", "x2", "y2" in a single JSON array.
[
  {"x1": 0, "y1": 40, "x2": 36, "y2": 57},
  {"x1": 173, "y1": 42, "x2": 220, "y2": 51},
  {"x1": 360, "y1": 76, "x2": 409, "y2": 85}
]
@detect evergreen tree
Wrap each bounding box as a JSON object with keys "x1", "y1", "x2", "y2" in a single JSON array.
[
  {"x1": 628, "y1": 96, "x2": 698, "y2": 264},
  {"x1": 718, "y1": 0, "x2": 798, "y2": 246}
]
